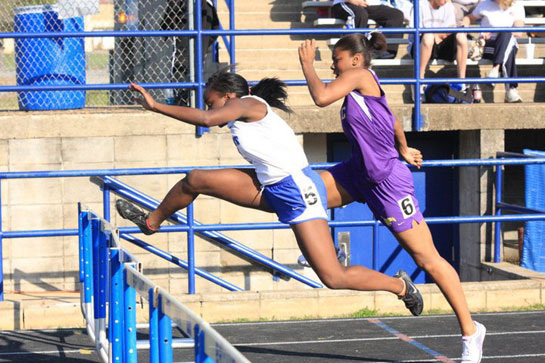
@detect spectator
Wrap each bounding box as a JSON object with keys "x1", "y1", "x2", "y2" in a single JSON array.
[
  {"x1": 452, "y1": 0, "x2": 481, "y2": 26},
  {"x1": 409, "y1": 0, "x2": 468, "y2": 99},
  {"x1": 161, "y1": 0, "x2": 220, "y2": 105},
  {"x1": 462, "y1": 0, "x2": 525, "y2": 103},
  {"x1": 332, "y1": 0, "x2": 405, "y2": 58}
]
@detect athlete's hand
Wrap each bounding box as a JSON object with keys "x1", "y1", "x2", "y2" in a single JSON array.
[
  {"x1": 299, "y1": 39, "x2": 317, "y2": 67},
  {"x1": 401, "y1": 147, "x2": 423, "y2": 169},
  {"x1": 130, "y1": 83, "x2": 157, "y2": 111}
]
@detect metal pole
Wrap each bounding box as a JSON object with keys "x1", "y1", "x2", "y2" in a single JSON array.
[
  {"x1": 373, "y1": 220, "x2": 380, "y2": 271},
  {"x1": 189, "y1": 0, "x2": 196, "y2": 108},
  {"x1": 194, "y1": 324, "x2": 205, "y2": 363},
  {"x1": 494, "y1": 165, "x2": 504, "y2": 263},
  {"x1": 103, "y1": 183, "x2": 111, "y2": 222},
  {"x1": 109, "y1": 247, "x2": 124, "y2": 362},
  {"x1": 123, "y1": 268, "x2": 137, "y2": 363},
  {"x1": 0, "y1": 181, "x2": 3, "y2": 301},
  {"x1": 229, "y1": 0, "x2": 236, "y2": 66},
  {"x1": 413, "y1": 0, "x2": 422, "y2": 131},
  {"x1": 149, "y1": 288, "x2": 160, "y2": 363},
  {"x1": 82, "y1": 212, "x2": 93, "y2": 305},
  {"x1": 187, "y1": 203, "x2": 196, "y2": 294},
  {"x1": 158, "y1": 294, "x2": 174, "y2": 363},
  {"x1": 195, "y1": 0, "x2": 207, "y2": 136}
]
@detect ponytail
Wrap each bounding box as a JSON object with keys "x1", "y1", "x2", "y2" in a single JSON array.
[
  {"x1": 205, "y1": 70, "x2": 291, "y2": 113},
  {"x1": 334, "y1": 32, "x2": 388, "y2": 68},
  {"x1": 250, "y1": 77, "x2": 292, "y2": 113}
]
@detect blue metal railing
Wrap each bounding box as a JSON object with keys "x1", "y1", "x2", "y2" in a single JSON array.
[
  {"x1": 1, "y1": 0, "x2": 544, "y2": 132},
  {"x1": 494, "y1": 152, "x2": 545, "y2": 263},
  {"x1": 2, "y1": 158, "x2": 545, "y2": 301},
  {"x1": 93, "y1": 175, "x2": 322, "y2": 293}
]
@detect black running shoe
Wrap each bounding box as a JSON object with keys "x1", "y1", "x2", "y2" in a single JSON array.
[
  {"x1": 394, "y1": 270, "x2": 424, "y2": 316},
  {"x1": 115, "y1": 199, "x2": 157, "y2": 235}
]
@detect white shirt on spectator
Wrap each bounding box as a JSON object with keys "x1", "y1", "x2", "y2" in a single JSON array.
[
  {"x1": 452, "y1": 0, "x2": 479, "y2": 6},
  {"x1": 471, "y1": 0, "x2": 525, "y2": 27},
  {"x1": 409, "y1": 0, "x2": 456, "y2": 28}
]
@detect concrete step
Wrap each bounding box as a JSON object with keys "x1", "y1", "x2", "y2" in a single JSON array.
[
  {"x1": 283, "y1": 84, "x2": 545, "y2": 106},
  {"x1": 217, "y1": 0, "x2": 305, "y2": 13}
]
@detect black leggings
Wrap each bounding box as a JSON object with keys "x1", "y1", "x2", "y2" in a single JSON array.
[
  {"x1": 483, "y1": 32, "x2": 518, "y2": 89},
  {"x1": 332, "y1": 3, "x2": 404, "y2": 56}
]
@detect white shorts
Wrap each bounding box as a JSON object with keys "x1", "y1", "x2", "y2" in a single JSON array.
[{"x1": 263, "y1": 167, "x2": 328, "y2": 224}]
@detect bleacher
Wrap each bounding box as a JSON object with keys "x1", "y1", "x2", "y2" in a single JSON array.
[{"x1": 303, "y1": 0, "x2": 545, "y2": 67}]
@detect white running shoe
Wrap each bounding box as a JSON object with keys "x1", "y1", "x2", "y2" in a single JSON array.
[
  {"x1": 505, "y1": 87, "x2": 522, "y2": 103},
  {"x1": 411, "y1": 84, "x2": 426, "y2": 102},
  {"x1": 461, "y1": 321, "x2": 486, "y2": 363}
]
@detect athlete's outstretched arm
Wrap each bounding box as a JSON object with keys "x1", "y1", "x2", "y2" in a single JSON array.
[
  {"x1": 129, "y1": 83, "x2": 248, "y2": 127},
  {"x1": 394, "y1": 118, "x2": 422, "y2": 169},
  {"x1": 298, "y1": 39, "x2": 362, "y2": 107}
]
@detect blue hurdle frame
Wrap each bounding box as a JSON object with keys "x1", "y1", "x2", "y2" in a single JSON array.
[{"x1": 79, "y1": 206, "x2": 251, "y2": 362}]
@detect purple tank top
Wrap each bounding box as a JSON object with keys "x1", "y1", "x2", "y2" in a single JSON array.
[{"x1": 340, "y1": 70, "x2": 398, "y2": 184}]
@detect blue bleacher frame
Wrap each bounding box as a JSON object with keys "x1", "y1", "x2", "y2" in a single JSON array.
[{"x1": 0, "y1": 0, "x2": 544, "y2": 131}]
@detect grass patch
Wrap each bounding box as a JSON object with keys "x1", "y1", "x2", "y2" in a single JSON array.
[
  {"x1": 86, "y1": 90, "x2": 110, "y2": 107},
  {"x1": 1, "y1": 53, "x2": 15, "y2": 70},
  {"x1": 212, "y1": 304, "x2": 545, "y2": 324},
  {"x1": 86, "y1": 51, "x2": 109, "y2": 70},
  {"x1": 499, "y1": 303, "x2": 545, "y2": 312}
]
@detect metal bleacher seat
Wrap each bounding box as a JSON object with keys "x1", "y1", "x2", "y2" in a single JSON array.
[{"x1": 303, "y1": 0, "x2": 545, "y2": 67}]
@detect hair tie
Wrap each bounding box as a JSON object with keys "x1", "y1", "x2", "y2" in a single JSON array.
[{"x1": 365, "y1": 30, "x2": 380, "y2": 40}]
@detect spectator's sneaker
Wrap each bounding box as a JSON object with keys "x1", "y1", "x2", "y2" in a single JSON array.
[
  {"x1": 487, "y1": 67, "x2": 500, "y2": 88},
  {"x1": 411, "y1": 85, "x2": 426, "y2": 102},
  {"x1": 115, "y1": 199, "x2": 158, "y2": 235},
  {"x1": 461, "y1": 321, "x2": 486, "y2": 363},
  {"x1": 505, "y1": 87, "x2": 522, "y2": 103},
  {"x1": 394, "y1": 270, "x2": 423, "y2": 316}
]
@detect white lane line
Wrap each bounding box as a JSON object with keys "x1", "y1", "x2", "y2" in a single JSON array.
[
  {"x1": 213, "y1": 310, "x2": 545, "y2": 327},
  {"x1": 0, "y1": 349, "x2": 84, "y2": 356},
  {"x1": 373, "y1": 353, "x2": 545, "y2": 362},
  {"x1": 232, "y1": 330, "x2": 545, "y2": 347}
]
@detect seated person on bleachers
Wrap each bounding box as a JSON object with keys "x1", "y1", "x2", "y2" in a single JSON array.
[
  {"x1": 331, "y1": 0, "x2": 405, "y2": 58},
  {"x1": 409, "y1": 0, "x2": 468, "y2": 99},
  {"x1": 462, "y1": 0, "x2": 525, "y2": 103},
  {"x1": 452, "y1": 0, "x2": 481, "y2": 25}
]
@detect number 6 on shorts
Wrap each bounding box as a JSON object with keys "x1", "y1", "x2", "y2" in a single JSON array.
[{"x1": 398, "y1": 195, "x2": 416, "y2": 219}]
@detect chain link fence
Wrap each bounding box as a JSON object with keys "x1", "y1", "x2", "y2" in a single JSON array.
[{"x1": 0, "y1": 0, "x2": 191, "y2": 110}]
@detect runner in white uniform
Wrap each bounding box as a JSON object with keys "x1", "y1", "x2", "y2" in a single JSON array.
[
  {"x1": 228, "y1": 94, "x2": 327, "y2": 224},
  {"x1": 116, "y1": 70, "x2": 422, "y2": 314}
]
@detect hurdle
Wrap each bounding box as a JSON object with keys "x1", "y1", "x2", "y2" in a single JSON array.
[{"x1": 78, "y1": 205, "x2": 250, "y2": 363}]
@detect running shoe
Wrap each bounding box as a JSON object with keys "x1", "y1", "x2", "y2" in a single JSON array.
[
  {"x1": 394, "y1": 270, "x2": 424, "y2": 316},
  {"x1": 505, "y1": 87, "x2": 522, "y2": 103},
  {"x1": 461, "y1": 321, "x2": 486, "y2": 363},
  {"x1": 115, "y1": 199, "x2": 157, "y2": 235}
]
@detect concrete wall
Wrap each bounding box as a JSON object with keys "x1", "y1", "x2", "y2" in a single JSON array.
[
  {"x1": 0, "y1": 109, "x2": 326, "y2": 295},
  {"x1": 458, "y1": 130, "x2": 504, "y2": 281}
]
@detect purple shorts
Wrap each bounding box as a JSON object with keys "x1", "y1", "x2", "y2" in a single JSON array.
[{"x1": 329, "y1": 159, "x2": 423, "y2": 233}]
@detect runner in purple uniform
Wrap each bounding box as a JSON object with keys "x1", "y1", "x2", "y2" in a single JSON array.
[{"x1": 299, "y1": 34, "x2": 485, "y2": 363}]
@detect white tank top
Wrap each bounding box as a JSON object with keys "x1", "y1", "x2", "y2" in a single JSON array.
[{"x1": 227, "y1": 95, "x2": 309, "y2": 186}]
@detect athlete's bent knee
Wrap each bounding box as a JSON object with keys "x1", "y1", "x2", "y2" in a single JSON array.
[
  {"x1": 183, "y1": 169, "x2": 208, "y2": 194},
  {"x1": 318, "y1": 268, "x2": 347, "y2": 289}
]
